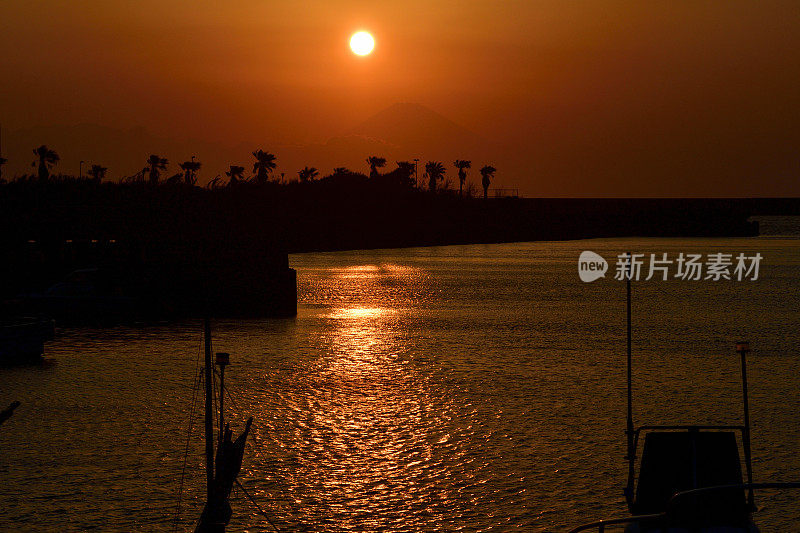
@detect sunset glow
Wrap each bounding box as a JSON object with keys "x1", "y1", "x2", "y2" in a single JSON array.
[{"x1": 0, "y1": 2, "x2": 798, "y2": 195}]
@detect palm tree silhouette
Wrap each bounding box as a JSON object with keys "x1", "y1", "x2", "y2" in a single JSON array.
[
  {"x1": 297, "y1": 166, "x2": 319, "y2": 183},
  {"x1": 206, "y1": 175, "x2": 223, "y2": 189},
  {"x1": 366, "y1": 156, "x2": 387, "y2": 179},
  {"x1": 146, "y1": 155, "x2": 168, "y2": 185},
  {"x1": 453, "y1": 160, "x2": 471, "y2": 197},
  {"x1": 480, "y1": 165, "x2": 496, "y2": 199},
  {"x1": 226, "y1": 165, "x2": 245, "y2": 187},
  {"x1": 87, "y1": 164, "x2": 107, "y2": 183},
  {"x1": 33, "y1": 145, "x2": 59, "y2": 181},
  {"x1": 252, "y1": 150, "x2": 276, "y2": 184},
  {"x1": 179, "y1": 160, "x2": 201, "y2": 186},
  {"x1": 425, "y1": 161, "x2": 446, "y2": 192},
  {"x1": 395, "y1": 161, "x2": 416, "y2": 187}
]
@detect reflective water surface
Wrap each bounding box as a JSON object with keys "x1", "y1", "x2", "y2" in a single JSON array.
[{"x1": 2, "y1": 224, "x2": 800, "y2": 531}]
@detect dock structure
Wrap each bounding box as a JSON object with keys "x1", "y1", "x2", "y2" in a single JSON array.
[{"x1": 4, "y1": 237, "x2": 297, "y2": 320}]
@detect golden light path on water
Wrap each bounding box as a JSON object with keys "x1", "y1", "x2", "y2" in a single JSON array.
[{"x1": 242, "y1": 261, "x2": 501, "y2": 531}]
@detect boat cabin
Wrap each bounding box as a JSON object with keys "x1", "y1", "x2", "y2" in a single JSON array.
[{"x1": 629, "y1": 428, "x2": 751, "y2": 530}]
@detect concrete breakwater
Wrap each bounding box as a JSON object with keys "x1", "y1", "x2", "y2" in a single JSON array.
[{"x1": 5, "y1": 238, "x2": 297, "y2": 321}]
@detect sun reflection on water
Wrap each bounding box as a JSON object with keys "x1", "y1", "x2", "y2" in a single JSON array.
[
  {"x1": 238, "y1": 259, "x2": 507, "y2": 531},
  {"x1": 328, "y1": 306, "x2": 395, "y2": 320},
  {"x1": 245, "y1": 261, "x2": 492, "y2": 530}
]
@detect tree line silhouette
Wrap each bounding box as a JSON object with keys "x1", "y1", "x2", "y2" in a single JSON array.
[
  {"x1": 0, "y1": 144, "x2": 763, "y2": 281},
  {"x1": 0, "y1": 144, "x2": 500, "y2": 199}
]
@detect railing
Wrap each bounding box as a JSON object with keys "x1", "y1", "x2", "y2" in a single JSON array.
[
  {"x1": 568, "y1": 513, "x2": 662, "y2": 533},
  {"x1": 622, "y1": 343, "x2": 756, "y2": 511},
  {"x1": 491, "y1": 188, "x2": 520, "y2": 198},
  {"x1": 666, "y1": 482, "x2": 800, "y2": 512},
  {"x1": 569, "y1": 482, "x2": 800, "y2": 533}
]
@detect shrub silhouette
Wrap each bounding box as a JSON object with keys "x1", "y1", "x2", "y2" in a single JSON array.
[
  {"x1": 378, "y1": 161, "x2": 415, "y2": 188},
  {"x1": 146, "y1": 155, "x2": 168, "y2": 185},
  {"x1": 87, "y1": 164, "x2": 108, "y2": 183},
  {"x1": 226, "y1": 165, "x2": 245, "y2": 187}
]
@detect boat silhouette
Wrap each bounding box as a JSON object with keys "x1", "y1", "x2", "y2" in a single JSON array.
[{"x1": 570, "y1": 256, "x2": 800, "y2": 532}]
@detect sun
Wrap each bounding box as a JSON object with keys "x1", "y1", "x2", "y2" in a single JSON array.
[{"x1": 350, "y1": 31, "x2": 374, "y2": 56}]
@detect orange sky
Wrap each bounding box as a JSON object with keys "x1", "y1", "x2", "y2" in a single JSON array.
[{"x1": 1, "y1": 1, "x2": 799, "y2": 196}]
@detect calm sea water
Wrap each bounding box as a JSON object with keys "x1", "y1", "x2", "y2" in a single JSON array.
[{"x1": 1, "y1": 217, "x2": 799, "y2": 532}]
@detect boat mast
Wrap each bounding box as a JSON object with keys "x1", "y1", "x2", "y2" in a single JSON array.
[{"x1": 196, "y1": 315, "x2": 251, "y2": 532}]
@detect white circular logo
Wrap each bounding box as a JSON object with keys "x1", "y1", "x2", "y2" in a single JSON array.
[{"x1": 578, "y1": 251, "x2": 608, "y2": 282}]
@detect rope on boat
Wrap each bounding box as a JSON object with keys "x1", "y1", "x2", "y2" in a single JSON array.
[
  {"x1": 218, "y1": 376, "x2": 264, "y2": 449},
  {"x1": 234, "y1": 478, "x2": 282, "y2": 532},
  {"x1": 219, "y1": 373, "x2": 283, "y2": 533},
  {"x1": 215, "y1": 373, "x2": 259, "y2": 447},
  {"x1": 212, "y1": 361, "x2": 220, "y2": 436},
  {"x1": 173, "y1": 343, "x2": 204, "y2": 532},
  {"x1": 219, "y1": 376, "x2": 241, "y2": 411}
]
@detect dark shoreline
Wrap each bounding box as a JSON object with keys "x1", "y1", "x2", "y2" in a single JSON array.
[
  {"x1": 283, "y1": 197, "x2": 766, "y2": 254},
  {"x1": 3, "y1": 178, "x2": 797, "y2": 318}
]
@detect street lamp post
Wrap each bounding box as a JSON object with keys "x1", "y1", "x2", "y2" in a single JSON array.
[
  {"x1": 413, "y1": 158, "x2": 419, "y2": 189},
  {"x1": 79, "y1": 160, "x2": 84, "y2": 180}
]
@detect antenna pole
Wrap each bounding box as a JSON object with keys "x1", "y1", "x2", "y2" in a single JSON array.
[
  {"x1": 216, "y1": 353, "x2": 230, "y2": 447},
  {"x1": 203, "y1": 317, "x2": 215, "y2": 517},
  {"x1": 625, "y1": 252, "x2": 635, "y2": 506}
]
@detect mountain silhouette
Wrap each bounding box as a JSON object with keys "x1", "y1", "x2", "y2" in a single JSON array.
[{"x1": 346, "y1": 102, "x2": 486, "y2": 155}]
